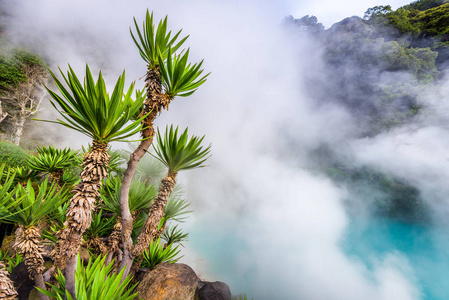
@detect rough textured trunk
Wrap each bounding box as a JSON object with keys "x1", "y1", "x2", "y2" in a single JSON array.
[
  {"x1": 105, "y1": 219, "x2": 122, "y2": 266},
  {"x1": 0, "y1": 261, "x2": 17, "y2": 300},
  {"x1": 119, "y1": 67, "x2": 162, "y2": 275},
  {"x1": 57, "y1": 141, "x2": 110, "y2": 298},
  {"x1": 132, "y1": 172, "x2": 177, "y2": 258},
  {"x1": 14, "y1": 226, "x2": 49, "y2": 300}
]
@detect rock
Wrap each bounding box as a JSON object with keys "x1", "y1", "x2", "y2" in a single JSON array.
[
  {"x1": 135, "y1": 263, "x2": 198, "y2": 300},
  {"x1": 195, "y1": 281, "x2": 232, "y2": 300},
  {"x1": 9, "y1": 262, "x2": 34, "y2": 300}
]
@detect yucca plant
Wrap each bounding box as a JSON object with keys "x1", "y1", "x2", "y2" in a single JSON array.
[
  {"x1": 164, "y1": 196, "x2": 192, "y2": 223},
  {"x1": 37, "y1": 256, "x2": 139, "y2": 300},
  {"x1": 81, "y1": 145, "x2": 126, "y2": 175},
  {"x1": 0, "y1": 165, "x2": 25, "y2": 218},
  {"x1": 1, "y1": 179, "x2": 68, "y2": 300},
  {"x1": 12, "y1": 165, "x2": 40, "y2": 186},
  {"x1": 44, "y1": 64, "x2": 146, "y2": 296},
  {"x1": 27, "y1": 146, "x2": 80, "y2": 185},
  {"x1": 130, "y1": 10, "x2": 188, "y2": 70},
  {"x1": 131, "y1": 125, "x2": 210, "y2": 264},
  {"x1": 120, "y1": 12, "x2": 191, "y2": 274},
  {"x1": 161, "y1": 224, "x2": 189, "y2": 248},
  {"x1": 157, "y1": 48, "x2": 209, "y2": 109},
  {"x1": 141, "y1": 238, "x2": 183, "y2": 270}
]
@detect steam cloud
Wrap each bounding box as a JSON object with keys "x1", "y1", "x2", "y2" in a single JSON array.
[{"x1": 2, "y1": 0, "x2": 444, "y2": 299}]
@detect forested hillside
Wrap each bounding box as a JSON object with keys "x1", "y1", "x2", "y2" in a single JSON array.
[{"x1": 284, "y1": 0, "x2": 449, "y2": 222}]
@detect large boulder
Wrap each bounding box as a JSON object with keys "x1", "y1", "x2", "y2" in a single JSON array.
[
  {"x1": 135, "y1": 263, "x2": 198, "y2": 300},
  {"x1": 195, "y1": 281, "x2": 232, "y2": 300}
]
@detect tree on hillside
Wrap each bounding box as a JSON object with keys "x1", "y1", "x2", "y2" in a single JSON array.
[{"x1": 0, "y1": 47, "x2": 48, "y2": 145}]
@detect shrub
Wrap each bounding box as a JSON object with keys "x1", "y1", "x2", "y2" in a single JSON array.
[{"x1": 0, "y1": 141, "x2": 28, "y2": 167}]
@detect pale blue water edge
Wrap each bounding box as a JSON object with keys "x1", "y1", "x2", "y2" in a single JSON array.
[
  {"x1": 190, "y1": 217, "x2": 449, "y2": 299},
  {"x1": 341, "y1": 218, "x2": 449, "y2": 300}
]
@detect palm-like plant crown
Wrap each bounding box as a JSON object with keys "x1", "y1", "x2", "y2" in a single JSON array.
[
  {"x1": 152, "y1": 125, "x2": 211, "y2": 173},
  {"x1": 158, "y1": 48, "x2": 209, "y2": 99},
  {"x1": 2, "y1": 179, "x2": 68, "y2": 227},
  {"x1": 0, "y1": 164, "x2": 25, "y2": 219},
  {"x1": 45, "y1": 65, "x2": 146, "y2": 144},
  {"x1": 130, "y1": 10, "x2": 188, "y2": 68},
  {"x1": 27, "y1": 145, "x2": 80, "y2": 174}
]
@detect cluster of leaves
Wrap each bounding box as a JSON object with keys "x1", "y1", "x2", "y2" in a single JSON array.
[
  {"x1": 38, "y1": 256, "x2": 139, "y2": 300},
  {"x1": 0, "y1": 250, "x2": 23, "y2": 273},
  {"x1": 141, "y1": 238, "x2": 182, "y2": 270}
]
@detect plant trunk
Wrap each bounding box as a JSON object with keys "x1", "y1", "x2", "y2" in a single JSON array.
[
  {"x1": 65, "y1": 255, "x2": 77, "y2": 298},
  {"x1": 57, "y1": 141, "x2": 110, "y2": 298},
  {"x1": 14, "y1": 226, "x2": 48, "y2": 300},
  {"x1": 0, "y1": 261, "x2": 17, "y2": 300},
  {"x1": 132, "y1": 172, "x2": 177, "y2": 260},
  {"x1": 11, "y1": 114, "x2": 25, "y2": 146},
  {"x1": 34, "y1": 273, "x2": 49, "y2": 300},
  {"x1": 119, "y1": 67, "x2": 162, "y2": 275},
  {"x1": 105, "y1": 219, "x2": 122, "y2": 266}
]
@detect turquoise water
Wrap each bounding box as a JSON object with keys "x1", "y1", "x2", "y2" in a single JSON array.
[{"x1": 341, "y1": 218, "x2": 449, "y2": 300}]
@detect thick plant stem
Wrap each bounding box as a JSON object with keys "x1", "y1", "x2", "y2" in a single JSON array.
[
  {"x1": 65, "y1": 256, "x2": 77, "y2": 298},
  {"x1": 34, "y1": 274, "x2": 49, "y2": 300},
  {"x1": 132, "y1": 172, "x2": 177, "y2": 259},
  {"x1": 119, "y1": 67, "x2": 162, "y2": 275},
  {"x1": 58, "y1": 141, "x2": 110, "y2": 298},
  {"x1": 14, "y1": 226, "x2": 48, "y2": 300}
]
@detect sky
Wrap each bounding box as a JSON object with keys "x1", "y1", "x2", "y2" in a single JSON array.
[{"x1": 1, "y1": 0, "x2": 447, "y2": 299}]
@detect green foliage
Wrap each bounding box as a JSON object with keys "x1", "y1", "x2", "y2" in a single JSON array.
[
  {"x1": 153, "y1": 125, "x2": 211, "y2": 173},
  {"x1": 0, "y1": 164, "x2": 26, "y2": 219},
  {"x1": 0, "y1": 250, "x2": 23, "y2": 273},
  {"x1": 0, "y1": 45, "x2": 46, "y2": 93},
  {"x1": 85, "y1": 210, "x2": 115, "y2": 239},
  {"x1": 130, "y1": 10, "x2": 188, "y2": 68},
  {"x1": 100, "y1": 176, "x2": 158, "y2": 215},
  {"x1": 0, "y1": 179, "x2": 69, "y2": 227},
  {"x1": 364, "y1": 5, "x2": 392, "y2": 20},
  {"x1": 141, "y1": 238, "x2": 183, "y2": 270},
  {"x1": 161, "y1": 224, "x2": 189, "y2": 245},
  {"x1": 158, "y1": 48, "x2": 209, "y2": 98},
  {"x1": 404, "y1": 0, "x2": 446, "y2": 11},
  {"x1": 12, "y1": 165, "x2": 40, "y2": 185},
  {"x1": 0, "y1": 141, "x2": 29, "y2": 168},
  {"x1": 44, "y1": 65, "x2": 146, "y2": 143},
  {"x1": 27, "y1": 145, "x2": 80, "y2": 174},
  {"x1": 381, "y1": 41, "x2": 439, "y2": 81},
  {"x1": 37, "y1": 256, "x2": 139, "y2": 300},
  {"x1": 164, "y1": 196, "x2": 192, "y2": 222}
]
